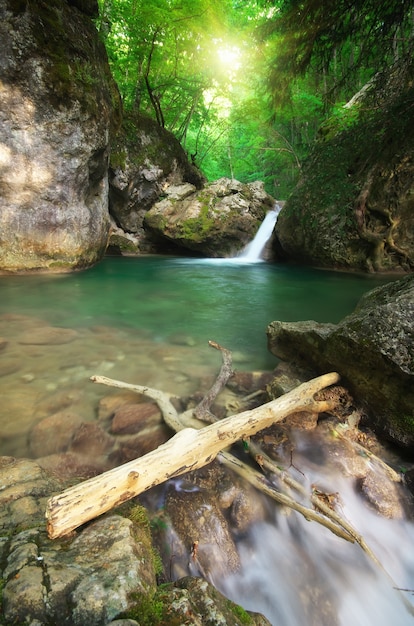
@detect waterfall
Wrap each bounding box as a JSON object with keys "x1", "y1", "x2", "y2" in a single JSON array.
[{"x1": 238, "y1": 203, "x2": 281, "y2": 262}]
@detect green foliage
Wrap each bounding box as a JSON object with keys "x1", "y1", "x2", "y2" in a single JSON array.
[{"x1": 97, "y1": 0, "x2": 414, "y2": 198}]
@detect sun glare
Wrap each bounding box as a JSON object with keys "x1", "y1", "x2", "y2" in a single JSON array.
[{"x1": 217, "y1": 46, "x2": 241, "y2": 70}]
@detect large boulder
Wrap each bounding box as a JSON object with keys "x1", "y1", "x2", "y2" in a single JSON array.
[
  {"x1": 143, "y1": 177, "x2": 275, "y2": 257},
  {"x1": 108, "y1": 113, "x2": 205, "y2": 253},
  {"x1": 267, "y1": 275, "x2": 414, "y2": 449},
  {"x1": 273, "y1": 52, "x2": 414, "y2": 272},
  {"x1": 0, "y1": 456, "x2": 270, "y2": 626},
  {"x1": 0, "y1": 0, "x2": 121, "y2": 273}
]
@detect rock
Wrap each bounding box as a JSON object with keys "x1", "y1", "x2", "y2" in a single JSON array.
[
  {"x1": 29, "y1": 410, "x2": 83, "y2": 457},
  {"x1": 110, "y1": 402, "x2": 162, "y2": 435},
  {"x1": 0, "y1": 357, "x2": 22, "y2": 377},
  {"x1": 0, "y1": 457, "x2": 64, "y2": 534},
  {"x1": 36, "y1": 451, "x2": 110, "y2": 480},
  {"x1": 70, "y1": 422, "x2": 116, "y2": 456},
  {"x1": 0, "y1": 457, "x2": 269, "y2": 626},
  {"x1": 359, "y1": 466, "x2": 405, "y2": 518},
  {"x1": 144, "y1": 177, "x2": 275, "y2": 257},
  {"x1": 2, "y1": 516, "x2": 156, "y2": 626},
  {"x1": 117, "y1": 424, "x2": 172, "y2": 462},
  {"x1": 267, "y1": 275, "x2": 414, "y2": 449},
  {"x1": 97, "y1": 391, "x2": 145, "y2": 422},
  {"x1": 109, "y1": 112, "x2": 205, "y2": 251},
  {"x1": 0, "y1": 0, "x2": 121, "y2": 273},
  {"x1": 165, "y1": 577, "x2": 272, "y2": 626},
  {"x1": 18, "y1": 326, "x2": 79, "y2": 345}
]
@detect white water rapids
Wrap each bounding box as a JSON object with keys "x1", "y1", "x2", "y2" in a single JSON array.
[{"x1": 215, "y1": 447, "x2": 414, "y2": 626}]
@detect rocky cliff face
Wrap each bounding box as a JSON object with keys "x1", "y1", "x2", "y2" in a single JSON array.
[
  {"x1": 274, "y1": 52, "x2": 414, "y2": 273},
  {"x1": 0, "y1": 0, "x2": 121, "y2": 273}
]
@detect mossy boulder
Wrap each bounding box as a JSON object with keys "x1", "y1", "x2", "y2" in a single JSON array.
[
  {"x1": 267, "y1": 274, "x2": 414, "y2": 449},
  {"x1": 143, "y1": 178, "x2": 275, "y2": 257},
  {"x1": 0, "y1": 0, "x2": 121, "y2": 273},
  {"x1": 108, "y1": 112, "x2": 205, "y2": 252},
  {"x1": 274, "y1": 52, "x2": 414, "y2": 273}
]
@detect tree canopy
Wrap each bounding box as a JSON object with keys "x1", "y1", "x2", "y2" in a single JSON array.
[{"x1": 97, "y1": 0, "x2": 414, "y2": 198}]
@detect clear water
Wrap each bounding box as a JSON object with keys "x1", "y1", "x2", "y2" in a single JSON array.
[
  {"x1": 1, "y1": 256, "x2": 412, "y2": 625},
  {"x1": 0, "y1": 256, "x2": 395, "y2": 369}
]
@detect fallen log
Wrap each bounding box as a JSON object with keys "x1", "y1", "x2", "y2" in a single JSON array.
[{"x1": 45, "y1": 371, "x2": 339, "y2": 539}]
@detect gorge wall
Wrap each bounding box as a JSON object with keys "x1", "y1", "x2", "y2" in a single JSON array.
[
  {"x1": 274, "y1": 51, "x2": 414, "y2": 273},
  {"x1": 0, "y1": 0, "x2": 121, "y2": 273}
]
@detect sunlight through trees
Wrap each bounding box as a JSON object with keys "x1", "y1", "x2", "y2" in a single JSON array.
[{"x1": 96, "y1": 0, "x2": 414, "y2": 198}]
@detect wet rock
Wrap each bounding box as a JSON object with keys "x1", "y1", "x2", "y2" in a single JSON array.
[
  {"x1": 2, "y1": 516, "x2": 156, "y2": 626},
  {"x1": 29, "y1": 410, "x2": 83, "y2": 457},
  {"x1": 97, "y1": 391, "x2": 145, "y2": 422},
  {"x1": 70, "y1": 422, "x2": 116, "y2": 456},
  {"x1": 36, "y1": 451, "x2": 109, "y2": 480},
  {"x1": 0, "y1": 457, "x2": 264, "y2": 626},
  {"x1": 144, "y1": 177, "x2": 275, "y2": 257},
  {"x1": 0, "y1": 357, "x2": 22, "y2": 377},
  {"x1": 267, "y1": 275, "x2": 414, "y2": 450},
  {"x1": 18, "y1": 326, "x2": 79, "y2": 345},
  {"x1": 34, "y1": 389, "x2": 83, "y2": 418},
  {"x1": 110, "y1": 402, "x2": 162, "y2": 435},
  {"x1": 166, "y1": 488, "x2": 241, "y2": 580},
  {"x1": 0, "y1": 457, "x2": 64, "y2": 534},
  {"x1": 167, "y1": 577, "x2": 272, "y2": 626},
  {"x1": 359, "y1": 466, "x2": 405, "y2": 518},
  {"x1": 117, "y1": 424, "x2": 173, "y2": 462}
]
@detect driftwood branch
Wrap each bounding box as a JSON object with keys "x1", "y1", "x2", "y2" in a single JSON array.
[{"x1": 45, "y1": 371, "x2": 339, "y2": 539}]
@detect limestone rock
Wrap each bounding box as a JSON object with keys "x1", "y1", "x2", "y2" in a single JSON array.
[
  {"x1": 0, "y1": 0, "x2": 121, "y2": 273},
  {"x1": 267, "y1": 274, "x2": 414, "y2": 449},
  {"x1": 0, "y1": 457, "x2": 269, "y2": 626},
  {"x1": 108, "y1": 113, "x2": 205, "y2": 252},
  {"x1": 165, "y1": 577, "x2": 272, "y2": 626},
  {"x1": 144, "y1": 177, "x2": 275, "y2": 257}
]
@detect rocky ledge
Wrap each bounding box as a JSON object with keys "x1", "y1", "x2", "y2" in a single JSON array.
[{"x1": 267, "y1": 273, "x2": 414, "y2": 449}]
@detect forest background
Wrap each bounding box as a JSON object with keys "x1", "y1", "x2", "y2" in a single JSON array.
[{"x1": 96, "y1": 0, "x2": 414, "y2": 200}]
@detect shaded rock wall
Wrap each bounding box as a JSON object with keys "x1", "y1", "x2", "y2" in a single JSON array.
[
  {"x1": 108, "y1": 112, "x2": 205, "y2": 253},
  {"x1": 0, "y1": 0, "x2": 121, "y2": 273},
  {"x1": 274, "y1": 51, "x2": 414, "y2": 273}
]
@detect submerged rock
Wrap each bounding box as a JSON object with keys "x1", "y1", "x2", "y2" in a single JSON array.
[
  {"x1": 267, "y1": 274, "x2": 414, "y2": 449},
  {"x1": 144, "y1": 177, "x2": 275, "y2": 257}
]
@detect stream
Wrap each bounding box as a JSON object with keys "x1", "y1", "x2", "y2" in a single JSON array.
[{"x1": 0, "y1": 255, "x2": 412, "y2": 625}]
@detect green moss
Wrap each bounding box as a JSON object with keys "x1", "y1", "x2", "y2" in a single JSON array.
[
  {"x1": 123, "y1": 591, "x2": 165, "y2": 626},
  {"x1": 178, "y1": 214, "x2": 215, "y2": 241},
  {"x1": 226, "y1": 600, "x2": 254, "y2": 625},
  {"x1": 110, "y1": 150, "x2": 127, "y2": 170}
]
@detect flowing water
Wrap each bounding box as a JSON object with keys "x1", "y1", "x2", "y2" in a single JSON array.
[
  {"x1": 238, "y1": 205, "x2": 281, "y2": 262},
  {"x1": 1, "y1": 255, "x2": 412, "y2": 624}
]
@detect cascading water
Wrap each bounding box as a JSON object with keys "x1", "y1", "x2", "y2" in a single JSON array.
[
  {"x1": 162, "y1": 426, "x2": 414, "y2": 626},
  {"x1": 238, "y1": 203, "x2": 281, "y2": 262}
]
